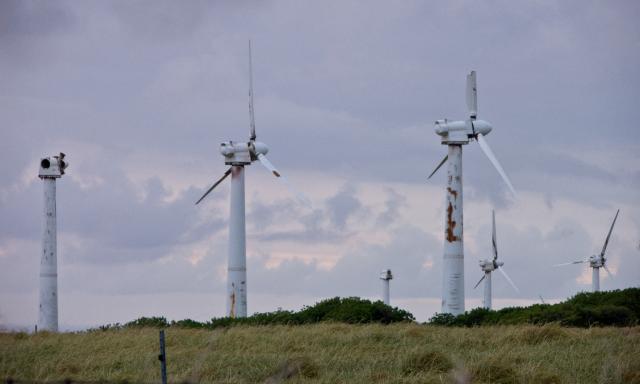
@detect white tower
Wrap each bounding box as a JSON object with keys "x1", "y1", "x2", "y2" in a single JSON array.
[
  {"x1": 38, "y1": 153, "x2": 68, "y2": 332},
  {"x1": 196, "y1": 42, "x2": 308, "y2": 318},
  {"x1": 429, "y1": 72, "x2": 516, "y2": 315},
  {"x1": 379, "y1": 269, "x2": 393, "y2": 305}
]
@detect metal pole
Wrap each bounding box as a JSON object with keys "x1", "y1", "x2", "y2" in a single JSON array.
[
  {"x1": 159, "y1": 330, "x2": 167, "y2": 384},
  {"x1": 39, "y1": 177, "x2": 58, "y2": 332},
  {"x1": 592, "y1": 267, "x2": 600, "y2": 292},
  {"x1": 228, "y1": 165, "x2": 247, "y2": 318},
  {"x1": 442, "y1": 144, "x2": 464, "y2": 315},
  {"x1": 483, "y1": 272, "x2": 492, "y2": 310}
]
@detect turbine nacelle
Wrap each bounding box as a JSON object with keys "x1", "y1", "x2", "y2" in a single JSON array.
[
  {"x1": 589, "y1": 255, "x2": 604, "y2": 268},
  {"x1": 380, "y1": 269, "x2": 393, "y2": 281},
  {"x1": 479, "y1": 259, "x2": 503, "y2": 272},
  {"x1": 39, "y1": 153, "x2": 68, "y2": 178},
  {"x1": 220, "y1": 140, "x2": 269, "y2": 165},
  {"x1": 434, "y1": 119, "x2": 493, "y2": 145}
]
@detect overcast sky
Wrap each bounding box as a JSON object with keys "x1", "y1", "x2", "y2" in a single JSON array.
[{"x1": 1, "y1": 0, "x2": 639, "y2": 329}]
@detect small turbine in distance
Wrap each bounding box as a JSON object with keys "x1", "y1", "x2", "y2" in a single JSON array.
[
  {"x1": 555, "y1": 210, "x2": 620, "y2": 292},
  {"x1": 196, "y1": 41, "x2": 309, "y2": 318},
  {"x1": 473, "y1": 210, "x2": 519, "y2": 310},
  {"x1": 380, "y1": 269, "x2": 393, "y2": 305}
]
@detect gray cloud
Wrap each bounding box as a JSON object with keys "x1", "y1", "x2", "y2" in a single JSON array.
[
  {"x1": 249, "y1": 224, "x2": 441, "y2": 299},
  {"x1": 375, "y1": 188, "x2": 407, "y2": 227},
  {"x1": 325, "y1": 183, "x2": 368, "y2": 230},
  {"x1": 0, "y1": 0, "x2": 75, "y2": 38}
]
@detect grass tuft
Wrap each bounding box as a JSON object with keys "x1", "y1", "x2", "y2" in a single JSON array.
[
  {"x1": 401, "y1": 349, "x2": 453, "y2": 375},
  {"x1": 511, "y1": 324, "x2": 568, "y2": 345},
  {"x1": 470, "y1": 363, "x2": 518, "y2": 383}
]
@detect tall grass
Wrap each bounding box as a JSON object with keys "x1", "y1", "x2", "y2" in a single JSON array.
[{"x1": 1, "y1": 324, "x2": 639, "y2": 383}]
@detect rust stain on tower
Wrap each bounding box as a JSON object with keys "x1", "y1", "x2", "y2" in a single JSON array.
[
  {"x1": 446, "y1": 202, "x2": 459, "y2": 242},
  {"x1": 230, "y1": 284, "x2": 236, "y2": 318}
]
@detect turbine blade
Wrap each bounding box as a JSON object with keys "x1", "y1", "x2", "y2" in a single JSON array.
[
  {"x1": 466, "y1": 70, "x2": 477, "y2": 119},
  {"x1": 257, "y1": 153, "x2": 281, "y2": 177},
  {"x1": 195, "y1": 168, "x2": 232, "y2": 205},
  {"x1": 427, "y1": 155, "x2": 448, "y2": 179},
  {"x1": 248, "y1": 40, "x2": 256, "y2": 141},
  {"x1": 603, "y1": 265, "x2": 613, "y2": 278},
  {"x1": 600, "y1": 209, "x2": 620, "y2": 258},
  {"x1": 476, "y1": 133, "x2": 517, "y2": 196},
  {"x1": 473, "y1": 274, "x2": 486, "y2": 289},
  {"x1": 553, "y1": 260, "x2": 588, "y2": 267},
  {"x1": 492, "y1": 210, "x2": 498, "y2": 261},
  {"x1": 257, "y1": 154, "x2": 312, "y2": 208},
  {"x1": 498, "y1": 266, "x2": 520, "y2": 293}
]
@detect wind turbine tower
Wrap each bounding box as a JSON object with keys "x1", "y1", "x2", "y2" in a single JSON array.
[
  {"x1": 38, "y1": 153, "x2": 68, "y2": 332},
  {"x1": 473, "y1": 210, "x2": 519, "y2": 309},
  {"x1": 196, "y1": 42, "x2": 307, "y2": 318},
  {"x1": 428, "y1": 71, "x2": 516, "y2": 315},
  {"x1": 556, "y1": 210, "x2": 619, "y2": 292},
  {"x1": 380, "y1": 269, "x2": 393, "y2": 305}
]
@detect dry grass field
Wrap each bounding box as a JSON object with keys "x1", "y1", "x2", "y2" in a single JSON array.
[{"x1": 1, "y1": 324, "x2": 639, "y2": 383}]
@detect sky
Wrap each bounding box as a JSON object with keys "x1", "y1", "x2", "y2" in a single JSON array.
[{"x1": 1, "y1": 0, "x2": 639, "y2": 330}]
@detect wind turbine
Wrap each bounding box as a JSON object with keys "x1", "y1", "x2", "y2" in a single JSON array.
[
  {"x1": 555, "y1": 210, "x2": 620, "y2": 292},
  {"x1": 38, "y1": 152, "x2": 68, "y2": 332},
  {"x1": 379, "y1": 269, "x2": 393, "y2": 305},
  {"x1": 196, "y1": 42, "x2": 306, "y2": 318},
  {"x1": 429, "y1": 71, "x2": 516, "y2": 315},
  {"x1": 473, "y1": 210, "x2": 519, "y2": 310}
]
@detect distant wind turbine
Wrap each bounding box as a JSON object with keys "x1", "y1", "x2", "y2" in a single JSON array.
[
  {"x1": 555, "y1": 210, "x2": 620, "y2": 292},
  {"x1": 379, "y1": 269, "x2": 393, "y2": 305},
  {"x1": 473, "y1": 210, "x2": 519, "y2": 310}
]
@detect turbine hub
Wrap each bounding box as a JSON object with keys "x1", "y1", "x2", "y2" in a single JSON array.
[
  {"x1": 250, "y1": 141, "x2": 269, "y2": 156},
  {"x1": 589, "y1": 255, "x2": 604, "y2": 268},
  {"x1": 479, "y1": 259, "x2": 497, "y2": 272},
  {"x1": 380, "y1": 269, "x2": 393, "y2": 281}
]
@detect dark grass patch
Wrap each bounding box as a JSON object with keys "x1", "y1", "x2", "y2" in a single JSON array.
[
  {"x1": 401, "y1": 350, "x2": 453, "y2": 375},
  {"x1": 263, "y1": 356, "x2": 319, "y2": 383},
  {"x1": 509, "y1": 325, "x2": 568, "y2": 345},
  {"x1": 470, "y1": 363, "x2": 518, "y2": 384}
]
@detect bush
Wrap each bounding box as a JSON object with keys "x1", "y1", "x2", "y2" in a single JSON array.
[
  {"x1": 124, "y1": 316, "x2": 168, "y2": 328},
  {"x1": 117, "y1": 297, "x2": 415, "y2": 330},
  {"x1": 427, "y1": 288, "x2": 640, "y2": 327}
]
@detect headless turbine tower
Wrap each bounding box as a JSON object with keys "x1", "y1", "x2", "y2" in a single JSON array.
[
  {"x1": 473, "y1": 210, "x2": 519, "y2": 309},
  {"x1": 379, "y1": 269, "x2": 393, "y2": 305},
  {"x1": 429, "y1": 71, "x2": 516, "y2": 315},
  {"x1": 555, "y1": 210, "x2": 619, "y2": 292},
  {"x1": 196, "y1": 42, "x2": 308, "y2": 318},
  {"x1": 38, "y1": 153, "x2": 68, "y2": 332}
]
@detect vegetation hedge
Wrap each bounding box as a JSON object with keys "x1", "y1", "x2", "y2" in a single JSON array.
[
  {"x1": 428, "y1": 287, "x2": 639, "y2": 327},
  {"x1": 96, "y1": 297, "x2": 415, "y2": 331},
  {"x1": 97, "y1": 288, "x2": 639, "y2": 331}
]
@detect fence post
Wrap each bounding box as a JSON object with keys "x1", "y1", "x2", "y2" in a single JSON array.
[{"x1": 159, "y1": 329, "x2": 167, "y2": 384}]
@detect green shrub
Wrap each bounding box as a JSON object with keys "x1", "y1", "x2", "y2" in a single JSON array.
[
  {"x1": 124, "y1": 316, "x2": 168, "y2": 328},
  {"x1": 427, "y1": 288, "x2": 639, "y2": 327}
]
